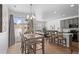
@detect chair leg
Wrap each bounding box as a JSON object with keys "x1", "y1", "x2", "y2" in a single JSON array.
[
  {"x1": 25, "y1": 43, "x2": 26, "y2": 54},
  {"x1": 61, "y1": 39, "x2": 67, "y2": 47},
  {"x1": 33, "y1": 43, "x2": 36, "y2": 54},
  {"x1": 27, "y1": 49, "x2": 29, "y2": 54},
  {"x1": 64, "y1": 39, "x2": 67, "y2": 47},
  {"x1": 27, "y1": 45, "x2": 31, "y2": 54},
  {"x1": 53, "y1": 37, "x2": 55, "y2": 44},
  {"x1": 42, "y1": 43, "x2": 45, "y2": 54},
  {"x1": 21, "y1": 42, "x2": 25, "y2": 54},
  {"x1": 48, "y1": 37, "x2": 50, "y2": 42},
  {"x1": 57, "y1": 39, "x2": 60, "y2": 45},
  {"x1": 42, "y1": 38, "x2": 45, "y2": 54}
]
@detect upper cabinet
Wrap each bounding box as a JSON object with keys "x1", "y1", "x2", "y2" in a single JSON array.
[
  {"x1": 60, "y1": 17, "x2": 78, "y2": 30},
  {"x1": 72, "y1": 17, "x2": 78, "y2": 24},
  {"x1": 64, "y1": 19, "x2": 69, "y2": 29},
  {"x1": 68, "y1": 19, "x2": 73, "y2": 24},
  {"x1": 60, "y1": 20, "x2": 65, "y2": 30}
]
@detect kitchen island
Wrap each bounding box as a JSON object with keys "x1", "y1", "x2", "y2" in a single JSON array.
[{"x1": 63, "y1": 33, "x2": 73, "y2": 47}]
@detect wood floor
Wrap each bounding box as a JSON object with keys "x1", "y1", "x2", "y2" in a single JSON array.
[{"x1": 7, "y1": 40, "x2": 79, "y2": 54}]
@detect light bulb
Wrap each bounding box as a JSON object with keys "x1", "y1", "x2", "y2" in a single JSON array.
[
  {"x1": 30, "y1": 16, "x2": 33, "y2": 19},
  {"x1": 26, "y1": 15, "x2": 29, "y2": 19}
]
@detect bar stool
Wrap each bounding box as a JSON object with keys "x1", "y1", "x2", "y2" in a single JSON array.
[
  {"x1": 48, "y1": 32, "x2": 52, "y2": 43},
  {"x1": 53, "y1": 31, "x2": 58, "y2": 44},
  {"x1": 51, "y1": 31, "x2": 55, "y2": 43},
  {"x1": 57, "y1": 32, "x2": 67, "y2": 47},
  {"x1": 44, "y1": 31, "x2": 50, "y2": 42}
]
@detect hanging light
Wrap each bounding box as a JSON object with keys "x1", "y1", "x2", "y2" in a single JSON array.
[
  {"x1": 26, "y1": 4, "x2": 35, "y2": 20},
  {"x1": 26, "y1": 14, "x2": 29, "y2": 19}
]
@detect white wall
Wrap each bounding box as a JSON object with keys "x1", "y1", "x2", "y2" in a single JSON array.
[
  {"x1": 46, "y1": 19, "x2": 60, "y2": 31},
  {"x1": 35, "y1": 21, "x2": 46, "y2": 31},
  {"x1": 0, "y1": 5, "x2": 9, "y2": 54},
  {"x1": 10, "y1": 10, "x2": 26, "y2": 18},
  {"x1": 0, "y1": 32, "x2": 8, "y2": 53}
]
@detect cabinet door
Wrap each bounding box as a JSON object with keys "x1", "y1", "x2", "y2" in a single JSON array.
[
  {"x1": 60, "y1": 20, "x2": 64, "y2": 30},
  {"x1": 73, "y1": 18, "x2": 78, "y2": 24},
  {"x1": 68, "y1": 19, "x2": 73, "y2": 24},
  {"x1": 64, "y1": 20, "x2": 69, "y2": 28},
  {"x1": 64, "y1": 20, "x2": 66, "y2": 28}
]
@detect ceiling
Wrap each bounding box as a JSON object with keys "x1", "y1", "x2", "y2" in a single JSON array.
[{"x1": 7, "y1": 4, "x2": 78, "y2": 21}]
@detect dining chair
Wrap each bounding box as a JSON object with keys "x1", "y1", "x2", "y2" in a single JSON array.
[
  {"x1": 57, "y1": 32, "x2": 67, "y2": 47},
  {"x1": 27, "y1": 36, "x2": 45, "y2": 54},
  {"x1": 51, "y1": 32, "x2": 56, "y2": 43},
  {"x1": 47, "y1": 32, "x2": 52, "y2": 43},
  {"x1": 20, "y1": 33, "x2": 36, "y2": 54},
  {"x1": 52, "y1": 31, "x2": 58, "y2": 44},
  {"x1": 23, "y1": 34, "x2": 45, "y2": 54},
  {"x1": 20, "y1": 33, "x2": 26, "y2": 53}
]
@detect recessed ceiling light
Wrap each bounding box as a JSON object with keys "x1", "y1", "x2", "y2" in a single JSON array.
[
  {"x1": 70, "y1": 4, "x2": 75, "y2": 7},
  {"x1": 54, "y1": 11, "x2": 57, "y2": 14},
  {"x1": 14, "y1": 5, "x2": 16, "y2": 8},
  {"x1": 62, "y1": 14, "x2": 65, "y2": 16}
]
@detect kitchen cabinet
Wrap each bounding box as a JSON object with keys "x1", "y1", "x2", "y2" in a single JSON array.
[
  {"x1": 64, "y1": 19, "x2": 69, "y2": 28},
  {"x1": 60, "y1": 17, "x2": 78, "y2": 29},
  {"x1": 60, "y1": 20, "x2": 65, "y2": 30},
  {"x1": 68, "y1": 19, "x2": 73, "y2": 24},
  {"x1": 73, "y1": 18, "x2": 78, "y2": 24}
]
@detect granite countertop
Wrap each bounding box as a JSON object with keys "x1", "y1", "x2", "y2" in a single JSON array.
[{"x1": 63, "y1": 32, "x2": 73, "y2": 36}]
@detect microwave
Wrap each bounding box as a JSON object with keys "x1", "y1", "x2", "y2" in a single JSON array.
[{"x1": 69, "y1": 24, "x2": 78, "y2": 28}]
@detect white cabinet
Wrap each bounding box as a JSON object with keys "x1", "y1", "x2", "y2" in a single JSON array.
[
  {"x1": 68, "y1": 19, "x2": 73, "y2": 24},
  {"x1": 73, "y1": 18, "x2": 78, "y2": 24},
  {"x1": 60, "y1": 17, "x2": 78, "y2": 29}
]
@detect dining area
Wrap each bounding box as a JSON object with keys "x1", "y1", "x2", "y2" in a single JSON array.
[
  {"x1": 6, "y1": 4, "x2": 79, "y2": 54},
  {"x1": 14, "y1": 27, "x2": 73, "y2": 54},
  {"x1": 0, "y1": 0, "x2": 79, "y2": 59}
]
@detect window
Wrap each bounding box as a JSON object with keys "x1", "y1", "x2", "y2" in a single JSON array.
[{"x1": 14, "y1": 17, "x2": 24, "y2": 24}]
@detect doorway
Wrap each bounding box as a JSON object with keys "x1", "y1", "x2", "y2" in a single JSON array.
[{"x1": 14, "y1": 17, "x2": 25, "y2": 43}]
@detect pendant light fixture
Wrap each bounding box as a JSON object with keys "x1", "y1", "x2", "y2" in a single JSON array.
[{"x1": 26, "y1": 4, "x2": 35, "y2": 20}]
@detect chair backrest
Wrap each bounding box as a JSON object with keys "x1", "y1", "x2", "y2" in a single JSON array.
[
  {"x1": 58, "y1": 32, "x2": 64, "y2": 39},
  {"x1": 20, "y1": 33, "x2": 26, "y2": 42},
  {"x1": 54, "y1": 31, "x2": 58, "y2": 37},
  {"x1": 50, "y1": 31, "x2": 58, "y2": 37}
]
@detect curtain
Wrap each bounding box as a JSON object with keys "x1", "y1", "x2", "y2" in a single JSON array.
[
  {"x1": 0, "y1": 4, "x2": 2, "y2": 32},
  {"x1": 8, "y1": 15, "x2": 15, "y2": 47}
]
